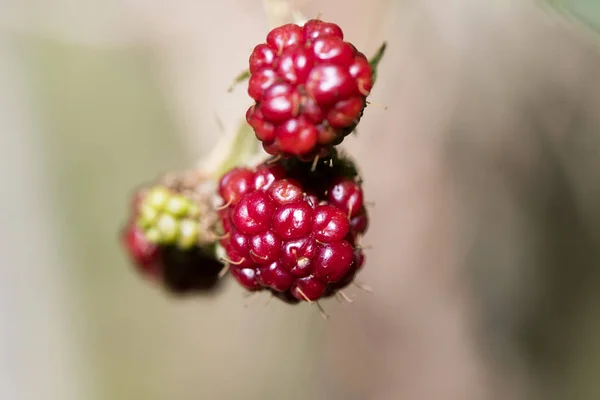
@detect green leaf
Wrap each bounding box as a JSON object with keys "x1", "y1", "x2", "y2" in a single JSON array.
[
  {"x1": 227, "y1": 69, "x2": 251, "y2": 92},
  {"x1": 369, "y1": 42, "x2": 387, "y2": 86},
  {"x1": 547, "y1": 0, "x2": 600, "y2": 34}
]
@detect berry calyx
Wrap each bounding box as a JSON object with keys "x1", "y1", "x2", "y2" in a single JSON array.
[{"x1": 246, "y1": 19, "x2": 376, "y2": 158}]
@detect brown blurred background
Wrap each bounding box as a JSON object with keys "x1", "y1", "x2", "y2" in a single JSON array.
[{"x1": 1, "y1": 0, "x2": 600, "y2": 399}]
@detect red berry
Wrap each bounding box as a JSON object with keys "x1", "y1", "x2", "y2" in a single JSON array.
[
  {"x1": 228, "y1": 231, "x2": 250, "y2": 259},
  {"x1": 257, "y1": 262, "x2": 294, "y2": 292},
  {"x1": 354, "y1": 249, "x2": 366, "y2": 270},
  {"x1": 312, "y1": 205, "x2": 349, "y2": 242},
  {"x1": 122, "y1": 224, "x2": 161, "y2": 273},
  {"x1": 302, "y1": 19, "x2": 344, "y2": 41},
  {"x1": 232, "y1": 191, "x2": 276, "y2": 235},
  {"x1": 253, "y1": 163, "x2": 286, "y2": 191},
  {"x1": 219, "y1": 167, "x2": 254, "y2": 206},
  {"x1": 268, "y1": 178, "x2": 304, "y2": 204},
  {"x1": 306, "y1": 64, "x2": 355, "y2": 107},
  {"x1": 311, "y1": 36, "x2": 354, "y2": 66},
  {"x1": 260, "y1": 82, "x2": 301, "y2": 123},
  {"x1": 300, "y1": 96, "x2": 325, "y2": 124},
  {"x1": 249, "y1": 230, "x2": 281, "y2": 263},
  {"x1": 267, "y1": 24, "x2": 303, "y2": 53},
  {"x1": 326, "y1": 96, "x2": 364, "y2": 129},
  {"x1": 249, "y1": 44, "x2": 276, "y2": 74},
  {"x1": 246, "y1": 106, "x2": 275, "y2": 142},
  {"x1": 225, "y1": 238, "x2": 254, "y2": 268},
  {"x1": 350, "y1": 210, "x2": 369, "y2": 236},
  {"x1": 230, "y1": 267, "x2": 261, "y2": 291},
  {"x1": 248, "y1": 68, "x2": 277, "y2": 101},
  {"x1": 217, "y1": 154, "x2": 369, "y2": 303},
  {"x1": 291, "y1": 276, "x2": 327, "y2": 301},
  {"x1": 349, "y1": 56, "x2": 373, "y2": 96},
  {"x1": 272, "y1": 200, "x2": 314, "y2": 240},
  {"x1": 313, "y1": 240, "x2": 354, "y2": 283},
  {"x1": 277, "y1": 47, "x2": 314, "y2": 85},
  {"x1": 246, "y1": 20, "x2": 373, "y2": 157},
  {"x1": 281, "y1": 237, "x2": 316, "y2": 277},
  {"x1": 275, "y1": 117, "x2": 318, "y2": 155},
  {"x1": 328, "y1": 178, "x2": 364, "y2": 218}
]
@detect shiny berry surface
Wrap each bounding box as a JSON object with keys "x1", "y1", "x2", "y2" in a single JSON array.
[
  {"x1": 247, "y1": 19, "x2": 373, "y2": 157},
  {"x1": 217, "y1": 153, "x2": 369, "y2": 302}
]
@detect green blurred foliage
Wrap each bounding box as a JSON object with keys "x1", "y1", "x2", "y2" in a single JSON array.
[{"x1": 549, "y1": 0, "x2": 600, "y2": 32}]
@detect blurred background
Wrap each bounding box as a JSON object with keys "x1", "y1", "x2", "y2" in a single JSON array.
[{"x1": 1, "y1": 0, "x2": 600, "y2": 399}]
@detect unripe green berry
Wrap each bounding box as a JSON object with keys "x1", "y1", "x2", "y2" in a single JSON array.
[
  {"x1": 178, "y1": 219, "x2": 199, "y2": 249},
  {"x1": 145, "y1": 227, "x2": 161, "y2": 243},
  {"x1": 165, "y1": 195, "x2": 190, "y2": 217},
  {"x1": 138, "y1": 203, "x2": 159, "y2": 229},
  {"x1": 146, "y1": 186, "x2": 170, "y2": 210},
  {"x1": 157, "y1": 214, "x2": 178, "y2": 243}
]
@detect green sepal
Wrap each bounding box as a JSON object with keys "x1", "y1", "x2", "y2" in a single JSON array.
[
  {"x1": 369, "y1": 42, "x2": 387, "y2": 86},
  {"x1": 227, "y1": 69, "x2": 251, "y2": 93}
]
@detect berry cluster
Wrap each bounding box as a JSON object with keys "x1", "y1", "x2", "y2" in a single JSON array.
[
  {"x1": 245, "y1": 19, "x2": 374, "y2": 159},
  {"x1": 217, "y1": 151, "x2": 368, "y2": 302},
  {"x1": 120, "y1": 17, "x2": 384, "y2": 310},
  {"x1": 121, "y1": 185, "x2": 224, "y2": 294}
]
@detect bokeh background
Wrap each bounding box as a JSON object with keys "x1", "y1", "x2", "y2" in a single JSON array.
[{"x1": 1, "y1": 0, "x2": 600, "y2": 399}]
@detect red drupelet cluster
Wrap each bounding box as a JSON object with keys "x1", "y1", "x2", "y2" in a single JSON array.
[
  {"x1": 217, "y1": 154, "x2": 368, "y2": 302},
  {"x1": 245, "y1": 19, "x2": 373, "y2": 159}
]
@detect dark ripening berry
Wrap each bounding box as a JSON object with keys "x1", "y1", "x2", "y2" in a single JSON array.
[
  {"x1": 217, "y1": 154, "x2": 369, "y2": 303},
  {"x1": 219, "y1": 167, "x2": 255, "y2": 206},
  {"x1": 159, "y1": 245, "x2": 225, "y2": 294},
  {"x1": 246, "y1": 19, "x2": 373, "y2": 157},
  {"x1": 350, "y1": 209, "x2": 369, "y2": 236}
]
